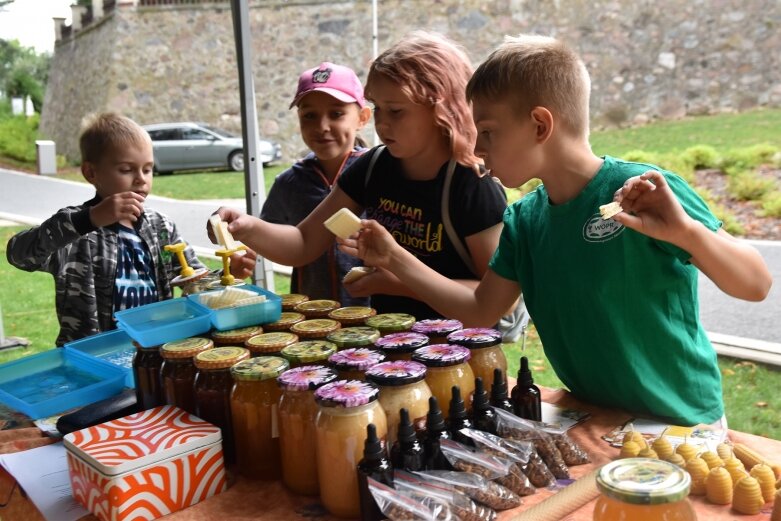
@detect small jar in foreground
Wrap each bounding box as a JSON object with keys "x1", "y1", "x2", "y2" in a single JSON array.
[
  {"x1": 447, "y1": 328, "x2": 507, "y2": 387},
  {"x1": 315, "y1": 380, "x2": 387, "y2": 518},
  {"x1": 132, "y1": 341, "x2": 165, "y2": 411},
  {"x1": 160, "y1": 336, "x2": 213, "y2": 414},
  {"x1": 365, "y1": 313, "x2": 416, "y2": 336},
  {"x1": 280, "y1": 340, "x2": 337, "y2": 368},
  {"x1": 245, "y1": 331, "x2": 299, "y2": 357},
  {"x1": 412, "y1": 344, "x2": 475, "y2": 416},
  {"x1": 365, "y1": 360, "x2": 432, "y2": 448},
  {"x1": 277, "y1": 365, "x2": 339, "y2": 495},
  {"x1": 194, "y1": 346, "x2": 250, "y2": 465},
  {"x1": 294, "y1": 299, "x2": 341, "y2": 318},
  {"x1": 594, "y1": 458, "x2": 696, "y2": 521},
  {"x1": 328, "y1": 348, "x2": 386, "y2": 381},
  {"x1": 374, "y1": 332, "x2": 429, "y2": 361},
  {"x1": 230, "y1": 356, "x2": 289, "y2": 480}
]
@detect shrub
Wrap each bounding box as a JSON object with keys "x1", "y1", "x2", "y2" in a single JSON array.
[
  {"x1": 0, "y1": 114, "x2": 39, "y2": 163},
  {"x1": 719, "y1": 144, "x2": 780, "y2": 174},
  {"x1": 760, "y1": 191, "x2": 781, "y2": 218},
  {"x1": 621, "y1": 150, "x2": 658, "y2": 164},
  {"x1": 727, "y1": 171, "x2": 777, "y2": 201},
  {"x1": 709, "y1": 203, "x2": 745, "y2": 235},
  {"x1": 656, "y1": 153, "x2": 695, "y2": 183},
  {"x1": 681, "y1": 145, "x2": 720, "y2": 169}
]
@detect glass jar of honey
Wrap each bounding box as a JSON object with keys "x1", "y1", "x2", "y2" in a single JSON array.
[
  {"x1": 412, "y1": 319, "x2": 463, "y2": 345},
  {"x1": 230, "y1": 356, "x2": 289, "y2": 480},
  {"x1": 328, "y1": 306, "x2": 377, "y2": 326},
  {"x1": 365, "y1": 360, "x2": 432, "y2": 448},
  {"x1": 328, "y1": 348, "x2": 386, "y2": 381},
  {"x1": 132, "y1": 341, "x2": 165, "y2": 411},
  {"x1": 245, "y1": 331, "x2": 299, "y2": 357},
  {"x1": 211, "y1": 325, "x2": 263, "y2": 345},
  {"x1": 280, "y1": 340, "x2": 337, "y2": 368},
  {"x1": 412, "y1": 344, "x2": 475, "y2": 416},
  {"x1": 374, "y1": 332, "x2": 429, "y2": 361},
  {"x1": 277, "y1": 365, "x2": 339, "y2": 495},
  {"x1": 447, "y1": 328, "x2": 507, "y2": 387},
  {"x1": 327, "y1": 326, "x2": 381, "y2": 350},
  {"x1": 263, "y1": 312, "x2": 305, "y2": 332},
  {"x1": 280, "y1": 293, "x2": 309, "y2": 311},
  {"x1": 315, "y1": 380, "x2": 388, "y2": 518},
  {"x1": 294, "y1": 299, "x2": 341, "y2": 318},
  {"x1": 160, "y1": 336, "x2": 213, "y2": 414},
  {"x1": 365, "y1": 313, "x2": 416, "y2": 336},
  {"x1": 194, "y1": 346, "x2": 250, "y2": 465},
  {"x1": 290, "y1": 318, "x2": 341, "y2": 340},
  {"x1": 594, "y1": 458, "x2": 696, "y2": 521}
]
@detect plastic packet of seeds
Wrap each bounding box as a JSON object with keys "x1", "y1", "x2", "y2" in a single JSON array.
[
  {"x1": 494, "y1": 408, "x2": 570, "y2": 480},
  {"x1": 458, "y1": 428, "x2": 537, "y2": 496},
  {"x1": 412, "y1": 470, "x2": 522, "y2": 511},
  {"x1": 368, "y1": 477, "x2": 454, "y2": 520},
  {"x1": 394, "y1": 470, "x2": 497, "y2": 521},
  {"x1": 439, "y1": 439, "x2": 513, "y2": 481}
]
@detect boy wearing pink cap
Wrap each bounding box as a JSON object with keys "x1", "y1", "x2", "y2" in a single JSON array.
[{"x1": 260, "y1": 62, "x2": 372, "y2": 304}]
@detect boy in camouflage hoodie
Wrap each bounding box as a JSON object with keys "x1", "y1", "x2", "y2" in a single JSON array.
[{"x1": 7, "y1": 113, "x2": 204, "y2": 346}]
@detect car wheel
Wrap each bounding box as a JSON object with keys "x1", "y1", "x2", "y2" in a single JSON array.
[{"x1": 229, "y1": 151, "x2": 244, "y2": 172}]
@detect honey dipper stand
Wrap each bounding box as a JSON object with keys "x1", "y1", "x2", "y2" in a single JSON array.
[
  {"x1": 165, "y1": 242, "x2": 208, "y2": 287},
  {"x1": 215, "y1": 245, "x2": 247, "y2": 287}
]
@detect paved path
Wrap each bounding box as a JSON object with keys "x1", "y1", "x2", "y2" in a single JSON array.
[{"x1": 1, "y1": 168, "x2": 778, "y2": 346}]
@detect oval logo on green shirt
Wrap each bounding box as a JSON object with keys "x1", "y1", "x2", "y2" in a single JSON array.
[{"x1": 583, "y1": 213, "x2": 624, "y2": 242}]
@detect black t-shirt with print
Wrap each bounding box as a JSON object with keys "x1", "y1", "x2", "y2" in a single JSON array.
[{"x1": 338, "y1": 146, "x2": 507, "y2": 319}]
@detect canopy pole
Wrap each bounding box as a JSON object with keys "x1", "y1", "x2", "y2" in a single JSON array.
[{"x1": 230, "y1": 0, "x2": 274, "y2": 291}]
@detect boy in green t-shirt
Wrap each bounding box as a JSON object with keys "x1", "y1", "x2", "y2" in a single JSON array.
[{"x1": 340, "y1": 35, "x2": 772, "y2": 426}]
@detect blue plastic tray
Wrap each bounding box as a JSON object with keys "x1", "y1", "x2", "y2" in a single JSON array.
[
  {"x1": 64, "y1": 329, "x2": 136, "y2": 388},
  {"x1": 114, "y1": 297, "x2": 212, "y2": 347},
  {"x1": 187, "y1": 284, "x2": 282, "y2": 331},
  {"x1": 0, "y1": 349, "x2": 126, "y2": 419}
]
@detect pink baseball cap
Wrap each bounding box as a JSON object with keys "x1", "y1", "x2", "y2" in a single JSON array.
[{"x1": 290, "y1": 62, "x2": 366, "y2": 109}]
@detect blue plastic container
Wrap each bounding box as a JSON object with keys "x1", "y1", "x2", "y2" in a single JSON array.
[
  {"x1": 64, "y1": 329, "x2": 136, "y2": 388},
  {"x1": 187, "y1": 284, "x2": 282, "y2": 331},
  {"x1": 0, "y1": 349, "x2": 127, "y2": 419},
  {"x1": 114, "y1": 297, "x2": 212, "y2": 347}
]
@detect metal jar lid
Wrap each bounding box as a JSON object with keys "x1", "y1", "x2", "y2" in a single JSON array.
[
  {"x1": 194, "y1": 346, "x2": 250, "y2": 370},
  {"x1": 294, "y1": 299, "x2": 341, "y2": 317},
  {"x1": 280, "y1": 293, "x2": 309, "y2": 311},
  {"x1": 211, "y1": 326, "x2": 264, "y2": 344},
  {"x1": 245, "y1": 332, "x2": 299, "y2": 353},
  {"x1": 278, "y1": 365, "x2": 339, "y2": 391},
  {"x1": 447, "y1": 328, "x2": 502, "y2": 349},
  {"x1": 314, "y1": 380, "x2": 380, "y2": 408},
  {"x1": 365, "y1": 360, "x2": 427, "y2": 386},
  {"x1": 412, "y1": 344, "x2": 471, "y2": 367},
  {"x1": 412, "y1": 319, "x2": 463, "y2": 337},
  {"x1": 326, "y1": 326, "x2": 381, "y2": 348},
  {"x1": 596, "y1": 458, "x2": 692, "y2": 505},
  {"x1": 328, "y1": 347, "x2": 386, "y2": 372},
  {"x1": 263, "y1": 312, "x2": 305, "y2": 331},
  {"x1": 328, "y1": 306, "x2": 377, "y2": 323},
  {"x1": 365, "y1": 313, "x2": 416, "y2": 333},
  {"x1": 290, "y1": 318, "x2": 341, "y2": 338},
  {"x1": 231, "y1": 356, "x2": 289, "y2": 381},
  {"x1": 281, "y1": 340, "x2": 337, "y2": 364},
  {"x1": 161, "y1": 337, "x2": 214, "y2": 359},
  {"x1": 374, "y1": 332, "x2": 430, "y2": 354}
]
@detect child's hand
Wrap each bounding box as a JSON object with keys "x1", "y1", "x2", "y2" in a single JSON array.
[
  {"x1": 337, "y1": 220, "x2": 397, "y2": 269},
  {"x1": 90, "y1": 191, "x2": 145, "y2": 227},
  {"x1": 343, "y1": 267, "x2": 406, "y2": 298},
  {"x1": 207, "y1": 207, "x2": 254, "y2": 245},
  {"x1": 612, "y1": 171, "x2": 695, "y2": 245},
  {"x1": 229, "y1": 249, "x2": 257, "y2": 280}
]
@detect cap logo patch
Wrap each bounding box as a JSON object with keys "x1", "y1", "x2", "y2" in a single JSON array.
[{"x1": 312, "y1": 67, "x2": 332, "y2": 84}]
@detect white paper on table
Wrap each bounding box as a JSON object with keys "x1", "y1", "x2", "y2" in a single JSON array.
[{"x1": 0, "y1": 441, "x2": 89, "y2": 521}]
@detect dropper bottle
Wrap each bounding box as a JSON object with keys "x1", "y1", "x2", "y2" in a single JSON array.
[
  {"x1": 422, "y1": 396, "x2": 451, "y2": 470},
  {"x1": 490, "y1": 367, "x2": 514, "y2": 413},
  {"x1": 356, "y1": 423, "x2": 393, "y2": 521},
  {"x1": 390, "y1": 408, "x2": 424, "y2": 471},
  {"x1": 472, "y1": 377, "x2": 498, "y2": 434},
  {"x1": 511, "y1": 356, "x2": 541, "y2": 421},
  {"x1": 447, "y1": 385, "x2": 473, "y2": 444}
]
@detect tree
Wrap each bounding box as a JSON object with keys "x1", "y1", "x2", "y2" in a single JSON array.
[{"x1": 0, "y1": 39, "x2": 50, "y2": 113}]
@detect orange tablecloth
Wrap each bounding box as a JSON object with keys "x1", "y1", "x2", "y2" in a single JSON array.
[{"x1": 1, "y1": 388, "x2": 778, "y2": 520}]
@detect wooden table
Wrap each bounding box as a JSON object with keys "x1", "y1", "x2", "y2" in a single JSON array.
[{"x1": 1, "y1": 388, "x2": 778, "y2": 520}]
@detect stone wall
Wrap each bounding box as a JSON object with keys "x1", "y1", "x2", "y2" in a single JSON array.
[{"x1": 41, "y1": 0, "x2": 781, "y2": 162}]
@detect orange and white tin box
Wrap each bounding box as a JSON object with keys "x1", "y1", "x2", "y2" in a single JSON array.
[{"x1": 64, "y1": 405, "x2": 227, "y2": 521}]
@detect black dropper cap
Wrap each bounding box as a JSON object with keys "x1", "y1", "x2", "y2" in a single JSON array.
[
  {"x1": 363, "y1": 423, "x2": 383, "y2": 460},
  {"x1": 473, "y1": 377, "x2": 489, "y2": 411},
  {"x1": 491, "y1": 368, "x2": 508, "y2": 400},
  {"x1": 397, "y1": 408, "x2": 416, "y2": 444},
  {"x1": 518, "y1": 356, "x2": 534, "y2": 387},
  {"x1": 448, "y1": 385, "x2": 467, "y2": 421},
  {"x1": 426, "y1": 396, "x2": 446, "y2": 436}
]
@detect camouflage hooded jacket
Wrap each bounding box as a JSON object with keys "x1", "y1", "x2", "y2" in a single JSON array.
[{"x1": 6, "y1": 195, "x2": 204, "y2": 346}]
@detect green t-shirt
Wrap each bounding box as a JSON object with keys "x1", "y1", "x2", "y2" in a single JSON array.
[{"x1": 490, "y1": 156, "x2": 724, "y2": 425}]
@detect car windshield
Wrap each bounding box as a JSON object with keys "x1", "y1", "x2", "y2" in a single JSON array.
[{"x1": 202, "y1": 125, "x2": 237, "y2": 138}]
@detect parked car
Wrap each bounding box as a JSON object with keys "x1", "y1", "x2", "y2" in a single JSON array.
[{"x1": 142, "y1": 122, "x2": 282, "y2": 174}]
